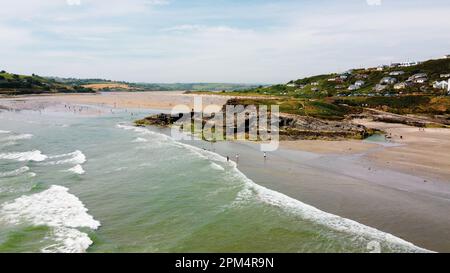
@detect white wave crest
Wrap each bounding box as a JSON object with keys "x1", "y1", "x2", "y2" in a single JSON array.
[
  {"x1": 210, "y1": 162, "x2": 225, "y2": 171},
  {"x1": 46, "y1": 150, "x2": 86, "y2": 165},
  {"x1": 0, "y1": 130, "x2": 11, "y2": 134},
  {"x1": 132, "y1": 137, "x2": 148, "y2": 143},
  {"x1": 0, "y1": 150, "x2": 48, "y2": 162},
  {"x1": 0, "y1": 166, "x2": 30, "y2": 178},
  {"x1": 3, "y1": 134, "x2": 33, "y2": 141},
  {"x1": 0, "y1": 185, "x2": 101, "y2": 253},
  {"x1": 68, "y1": 165, "x2": 85, "y2": 175}
]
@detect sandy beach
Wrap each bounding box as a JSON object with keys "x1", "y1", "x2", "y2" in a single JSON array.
[{"x1": 1, "y1": 92, "x2": 450, "y2": 252}]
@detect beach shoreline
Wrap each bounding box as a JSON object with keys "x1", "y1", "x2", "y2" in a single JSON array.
[{"x1": 1, "y1": 92, "x2": 450, "y2": 252}]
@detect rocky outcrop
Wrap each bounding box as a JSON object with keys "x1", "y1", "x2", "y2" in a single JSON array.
[
  {"x1": 278, "y1": 113, "x2": 372, "y2": 140},
  {"x1": 362, "y1": 109, "x2": 446, "y2": 128},
  {"x1": 135, "y1": 111, "x2": 374, "y2": 141}
]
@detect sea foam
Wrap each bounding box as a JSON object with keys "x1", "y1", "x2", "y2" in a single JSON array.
[
  {"x1": 46, "y1": 150, "x2": 86, "y2": 165},
  {"x1": 0, "y1": 150, "x2": 48, "y2": 162},
  {"x1": 0, "y1": 185, "x2": 100, "y2": 253},
  {"x1": 0, "y1": 166, "x2": 30, "y2": 178},
  {"x1": 68, "y1": 165, "x2": 85, "y2": 175}
]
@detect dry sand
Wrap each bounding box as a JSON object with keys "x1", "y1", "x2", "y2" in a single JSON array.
[
  {"x1": 48, "y1": 91, "x2": 229, "y2": 113},
  {"x1": 353, "y1": 119, "x2": 450, "y2": 182},
  {"x1": 281, "y1": 140, "x2": 379, "y2": 155}
]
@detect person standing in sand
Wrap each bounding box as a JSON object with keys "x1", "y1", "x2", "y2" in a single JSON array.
[{"x1": 236, "y1": 154, "x2": 239, "y2": 164}]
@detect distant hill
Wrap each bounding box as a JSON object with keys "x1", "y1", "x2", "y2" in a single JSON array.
[
  {"x1": 0, "y1": 72, "x2": 262, "y2": 95},
  {"x1": 0, "y1": 71, "x2": 94, "y2": 95},
  {"x1": 49, "y1": 77, "x2": 261, "y2": 92}
]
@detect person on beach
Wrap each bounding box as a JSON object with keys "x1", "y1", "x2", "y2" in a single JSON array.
[
  {"x1": 264, "y1": 152, "x2": 267, "y2": 161},
  {"x1": 236, "y1": 154, "x2": 239, "y2": 164},
  {"x1": 227, "y1": 156, "x2": 229, "y2": 162}
]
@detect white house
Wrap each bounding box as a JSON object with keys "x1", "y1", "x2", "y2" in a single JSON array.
[
  {"x1": 414, "y1": 78, "x2": 428, "y2": 84},
  {"x1": 440, "y1": 74, "x2": 450, "y2": 78},
  {"x1": 409, "y1": 73, "x2": 427, "y2": 80},
  {"x1": 311, "y1": 82, "x2": 319, "y2": 86},
  {"x1": 355, "y1": 80, "x2": 365, "y2": 87},
  {"x1": 433, "y1": 80, "x2": 449, "y2": 90},
  {"x1": 348, "y1": 85, "x2": 360, "y2": 91},
  {"x1": 380, "y1": 77, "x2": 397, "y2": 85},
  {"x1": 286, "y1": 83, "x2": 297, "y2": 87},
  {"x1": 399, "y1": 61, "x2": 420, "y2": 67}
]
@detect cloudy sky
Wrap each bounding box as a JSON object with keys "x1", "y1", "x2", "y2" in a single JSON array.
[{"x1": 1, "y1": 0, "x2": 450, "y2": 83}]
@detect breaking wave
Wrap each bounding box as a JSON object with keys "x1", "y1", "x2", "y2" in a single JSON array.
[
  {"x1": 67, "y1": 165, "x2": 85, "y2": 175},
  {"x1": 0, "y1": 150, "x2": 48, "y2": 162},
  {"x1": 0, "y1": 166, "x2": 30, "y2": 178},
  {"x1": 46, "y1": 150, "x2": 86, "y2": 165},
  {"x1": 0, "y1": 185, "x2": 101, "y2": 253}
]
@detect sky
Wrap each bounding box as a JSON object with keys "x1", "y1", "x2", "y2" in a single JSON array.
[{"x1": 1, "y1": 0, "x2": 450, "y2": 83}]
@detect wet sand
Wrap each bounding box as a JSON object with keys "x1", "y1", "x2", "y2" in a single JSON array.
[{"x1": 2, "y1": 93, "x2": 450, "y2": 252}]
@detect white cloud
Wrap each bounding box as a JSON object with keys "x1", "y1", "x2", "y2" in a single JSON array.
[
  {"x1": 67, "y1": 0, "x2": 81, "y2": 6},
  {"x1": 367, "y1": 0, "x2": 382, "y2": 6}
]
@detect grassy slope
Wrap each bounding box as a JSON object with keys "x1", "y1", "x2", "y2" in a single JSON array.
[{"x1": 0, "y1": 71, "x2": 94, "y2": 95}]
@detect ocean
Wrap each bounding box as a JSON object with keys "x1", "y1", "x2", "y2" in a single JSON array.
[{"x1": 0, "y1": 103, "x2": 429, "y2": 253}]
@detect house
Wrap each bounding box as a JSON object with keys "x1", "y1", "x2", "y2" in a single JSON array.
[
  {"x1": 374, "y1": 84, "x2": 387, "y2": 92},
  {"x1": 408, "y1": 73, "x2": 428, "y2": 81},
  {"x1": 355, "y1": 80, "x2": 365, "y2": 87},
  {"x1": 339, "y1": 74, "x2": 349, "y2": 80},
  {"x1": 327, "y1": 78, "x2": 337, "y2": 82},
  {"x1": 440, "y1": 74, "x2": 450, "y2": 78},
  {"x1": 355, "y1": 74, "x2": 369, "y2": 79},
  {"x1": 376, "y1": 66, "x2": 386, "y2": 71},
  {"x1": 443, "y1": 55, "x2": 450, "y2": 59},
  {"x1": 414, "y1": 78, "x2": 428, "y2": 84},
  {"x1": 286, "y1": 83, "x2": 297, "y2": 87},
  {"x1": 348, "y1": 85, "x2": 360, "y2": 91},
  {"x1": 399, "y1": 61, "x2": 420, "y2": 67},
  {"x1": 390, "y1": 63, "x2": 401, "y2": 68},
  {"x1": 380, "y1": 77, "x2": 397, "y2": 85},
  {"x1": 389, "y1": 71, "x2": 405, "y2": 76},
  {"x1": 394, "y1": 82, "x2": 407, "y2": 90},
  {"x1": 311, "y1": 87, "x2": 320, "y2": 92},
  {"x1": 433, "y1": 80, "x2": 449, "y2": 90},
  {"x1": 311, "y1": 82, "x2": 319, "y2": 86}
]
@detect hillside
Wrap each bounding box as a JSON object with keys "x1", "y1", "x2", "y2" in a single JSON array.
[
  {"x1": 209, "y1": 57, "x2": 450, "y2": 120},
  {"x1": 0, "y1": 71, "x2": 94, "y2": 95},
  {"x1": 233, "y1": 58, "x2": 450, "y2": 98}
]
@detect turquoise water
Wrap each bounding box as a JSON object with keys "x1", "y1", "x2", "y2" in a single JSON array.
[{"x1": 0, "y1": 104, "x2": 428, "y2": 253}]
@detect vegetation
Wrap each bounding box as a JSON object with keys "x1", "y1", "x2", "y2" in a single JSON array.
[
  {"x1": 0, "y1": 71, "x2": 94, "y2": 95},
  {"x1": 49, "y1": 77, "x2": 261, "y2": 92},
  {"x1": 194, "y1": 58, "x2": 450, "y2": 119}
]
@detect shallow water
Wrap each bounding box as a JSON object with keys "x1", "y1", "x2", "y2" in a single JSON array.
[{"x1": 0, "y1": 104, "x2": 429, "y2": 253}]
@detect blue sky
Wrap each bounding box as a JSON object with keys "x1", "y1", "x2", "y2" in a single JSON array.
[{"x1": 1, "y1": 0, "x2": 450, "y2": 83}]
